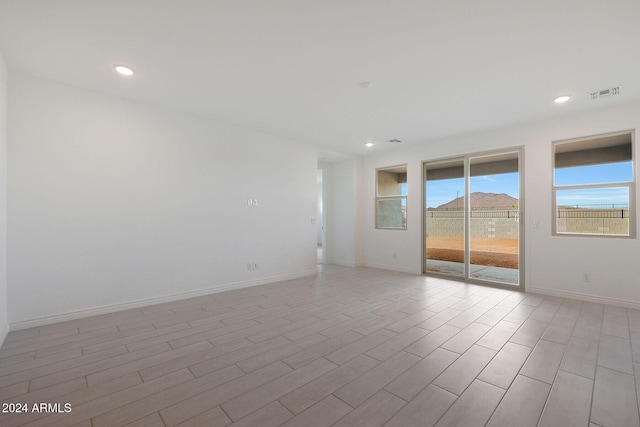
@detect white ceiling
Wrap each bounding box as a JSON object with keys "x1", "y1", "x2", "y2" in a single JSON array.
[{"x1": 1, "y1": 0, "x2": 639, "y2": 158}]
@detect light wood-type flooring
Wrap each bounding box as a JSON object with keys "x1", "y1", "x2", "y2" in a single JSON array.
[{"x1": 1, "y1": 267, "x2": 639, "y2": 427}]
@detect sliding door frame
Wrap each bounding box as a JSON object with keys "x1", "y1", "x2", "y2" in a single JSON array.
[{"x1": 422, "y1": 146, "x2": 525, "y2": 290}]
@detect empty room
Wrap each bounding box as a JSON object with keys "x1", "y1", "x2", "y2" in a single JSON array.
[{"x1": 0, "y1": 1, "x2": 639, "y2": 426}]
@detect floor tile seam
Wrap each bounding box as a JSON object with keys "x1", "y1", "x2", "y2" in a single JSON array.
[
  {"x1": 163, "y1": 396, "x2": 229, "y2": 427},
  {"x1": 253, "y1": 309, "x2": 322, "y2": 325},
  {"x1": 52, "y1": 369, "x2": 144, "y2": 408},
  {"x1": 585, "y1": 362, "x2": 598, "y2": 427},
  {"x1": 126, "y1": 363, "x2": 254, "y2": 424},
  {"x1": 556, "y1": 365, "x2": 596, "y2": 382},
  {"x1": 36, "y1": 326, "x2": 82, "y2": 338},
  {"x1": 474, "y1": 339, "x2": 511, "y2": 353},
  {"x1": 432, "y1": 347, "x2": 499, "y2": 397},
  {"x1": 123, "y1": 411, "x2": 170, "y2": 427},
  {"x1": 325, "y1": 351, "x2": 416, "y2": 404},
  {"x1": 220, "y1": 364, "x2": 331, "y2": 423},
  {"x1": 170, "y1": 337, "x2": 242, "y2": 365},
  {"x1": 598, "y1": 331, "x2": 634, "y2": 347},
  {"x1": 186, "y1": 316, "x2": 225, "y2": 328},
  {"x1": 474, "y1": 377, "x2": 512, "y2": 427},
  {"x1": 2, "y1": 329, "x2": 84, "y2": 350},
  {"x1": 26, "y1": 370, "x2": 155, "y2": 426},
  {"x1": 542, "y1": 314, "x2": 580, "y2": 345},
  {"x1": 593, "y1": 362, "x2": 636, "y2": 376},
  {"x1": 83, "y1": 342, "x2": 216, "y2": 384},
  {"x1": 83, "y1": 327, "x2": 195, "y2": 354},
  {"x1": 0, "y1": 330, "x2": 122, "y2": 357},
  {"x1": 439, "y1": 378, "x2": 500, "y2": 427},
  {"x1": 570, "y1": 330, "x2": 601, "y2": 343},
  {"x1": 276, "y1": 393, "x2": 315, "y2": 418},
  {"x1": 314, "y1": 315, "x2": 385, "y2": 338},
  {"x1": 527, "y1": 337, "x2": 569, "y2": 369},
  {"x1": 477, "y1": 357, "x2": 525, "y2": 392},
  {"x1": 0, "y1": 348, "x2": 96, "y2": 377},
  {"x1": 115, "y1": 322, "x2": 159, "y2": 334},
  {"x1": 280, "y1": 353, "x2": 383, "y2": 411},
  {"x1": 136, "y1": 323, "x2": 242, "y2": 350},
  {"x1": 381, "y1": 382, "x2": 418, "y2": 404},
  {"x1": 151, "y1": 315, "x2": 227, "y2": 329},
  {"x1": 245, "y1": 325, "x2": 314, "y2": 345},
  {"x1": 329, "y1": 391, "x2": 358, "y2": 410},
  {"x1": 517, "y1": 370, "x2": 557, "y2": 386},
  {"x1": 187, "y1": 339, "x2": 288, "y2": 375},
  {"x1": 244, "y1": 398, "x2": 293, "y2": 423},
  {"x1": 1, "y1": 345, "x2": 142, "y2": 390}
]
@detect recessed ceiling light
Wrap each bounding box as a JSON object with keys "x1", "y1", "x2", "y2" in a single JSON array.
[
  {"x1": 114, "y1": 64, "x2": 134, "y2": 76},
  {"x1": 364, "y1": 141, "x2": 374, "y2": 148},
  {"x1": 553, "y1": 95, "x2": 571, "y2": 104},
  {"x1": 359, "y1": 81, "x2": 372, "y2": 89}
]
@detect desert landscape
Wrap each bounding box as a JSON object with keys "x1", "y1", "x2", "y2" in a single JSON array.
[{"x1": 426, "y1": 235, "x2": 518, "y2": 269}]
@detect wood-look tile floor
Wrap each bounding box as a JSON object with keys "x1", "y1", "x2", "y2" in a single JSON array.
[{"x1": 1, "y1": 267, "x2": 639, "y2": 427}]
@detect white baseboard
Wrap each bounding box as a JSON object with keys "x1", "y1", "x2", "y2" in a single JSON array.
[
  {"x1": 330, "y1": 259, "x2": 358, "y2": 268},
  {"x1": 527, "y1": 285, "x2": 640, "y2": 310},
  {"x1": 9, "y1": 269, "x2": 318, "y2": 331},
  {"x1": 0, "y1": 321, "x2": 9, "y2": 348},
  {"x1": 361, "y1": 262, "x2": 420, "y2": 275}
]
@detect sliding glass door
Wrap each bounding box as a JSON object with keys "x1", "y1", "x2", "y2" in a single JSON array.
[
  {"x1": 425, "y1": 159, "x2": 466, "y2": 278},
  {"x1": 424, "y1": 149, "x2": 523, "y2": 287}
]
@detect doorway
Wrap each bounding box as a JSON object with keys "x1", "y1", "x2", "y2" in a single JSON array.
[
  {"x1": 317, "y1": 168, "x2": 324, "y2": 264},
  {"x1": 424, "y1": 149, "x2": 523, "y2": 287}
]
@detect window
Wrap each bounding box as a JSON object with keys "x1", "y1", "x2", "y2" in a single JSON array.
[
  {"x1": 376, "y1": 165, "x2": 407, "y2": 229},
  {"x1": 553, "y1": 130, "x2": 635, "y2": 237}
]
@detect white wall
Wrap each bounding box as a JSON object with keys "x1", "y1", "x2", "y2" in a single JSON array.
[
  {"x1": 361, "y1": 102, "x2": 640, "y2": 308},
  {"x1": 0, "y1": 52, "x2": 8, "y2": 344},
  {"x1": 7, "y1": 73, "x2": 319, "y2": 328}
]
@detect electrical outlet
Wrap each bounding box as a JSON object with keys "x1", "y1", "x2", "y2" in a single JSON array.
[
  {"x1": 247, "y1": 263, "x2": 252, "y2": 271},
  {"x1": 583, "y1": 273, "x2": 591, "y2": 283},
  {"x1": 253, "y1": 263, "x2": 259, "y2": 270}
]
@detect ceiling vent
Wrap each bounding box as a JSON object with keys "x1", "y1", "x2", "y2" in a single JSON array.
[{"x1": 591, "y1": 86, "x2": 620, "y2": 100}]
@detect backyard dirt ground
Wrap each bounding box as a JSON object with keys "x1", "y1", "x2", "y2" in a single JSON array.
[{"x1": 426, "y1": 236, "x2": 518, "y2": 269}]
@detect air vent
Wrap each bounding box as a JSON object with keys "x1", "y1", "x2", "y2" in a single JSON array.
[
  {"x1": 591, "y1": 86, "x2": 620, "y2": 100},
  {"x1": 388, "y1": 139, "x2": 402, "y2": 144}
]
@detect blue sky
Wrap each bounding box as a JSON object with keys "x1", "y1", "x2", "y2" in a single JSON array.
[
  {"x1": 555, "y1": 162, "x2": 632, "y2": 207},
  {"x1": 426, "y1": 172, "x2": 519, "y2": 209},
  {"x1": 425, "y1": 161, "x2": 632, "y2": 209}
]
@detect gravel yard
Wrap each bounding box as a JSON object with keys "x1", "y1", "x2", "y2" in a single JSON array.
[{"x1": 426, "y1": 236, "x2": 518, "y2": 269}]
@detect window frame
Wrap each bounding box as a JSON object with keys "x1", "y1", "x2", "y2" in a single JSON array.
[
  {"x1": 375, "y1": 164, "x2": 408, "y2": 230},
  {"x1": 552, "y1": 130, "x2": 636, "y2": 238}
]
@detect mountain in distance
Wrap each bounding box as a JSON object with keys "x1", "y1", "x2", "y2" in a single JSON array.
[{"x1": 433, "y1": 192, "x2": 518, "y2": 210}]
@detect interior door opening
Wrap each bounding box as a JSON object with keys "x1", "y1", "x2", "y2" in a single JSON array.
[{"x1": 317, "y1": 168, "x2": 324, "y2": 265}]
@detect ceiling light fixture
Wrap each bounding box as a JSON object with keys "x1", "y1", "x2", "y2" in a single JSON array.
[
  {"x1": 364, "y1": 141, "x2": 374, "y2": 148},
  {"x1": 114, "y1": 64, "x2": 134, "y2": 76},
  {"x1": 553, "y1": 95, "x2": 571, "y2": 104}
]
